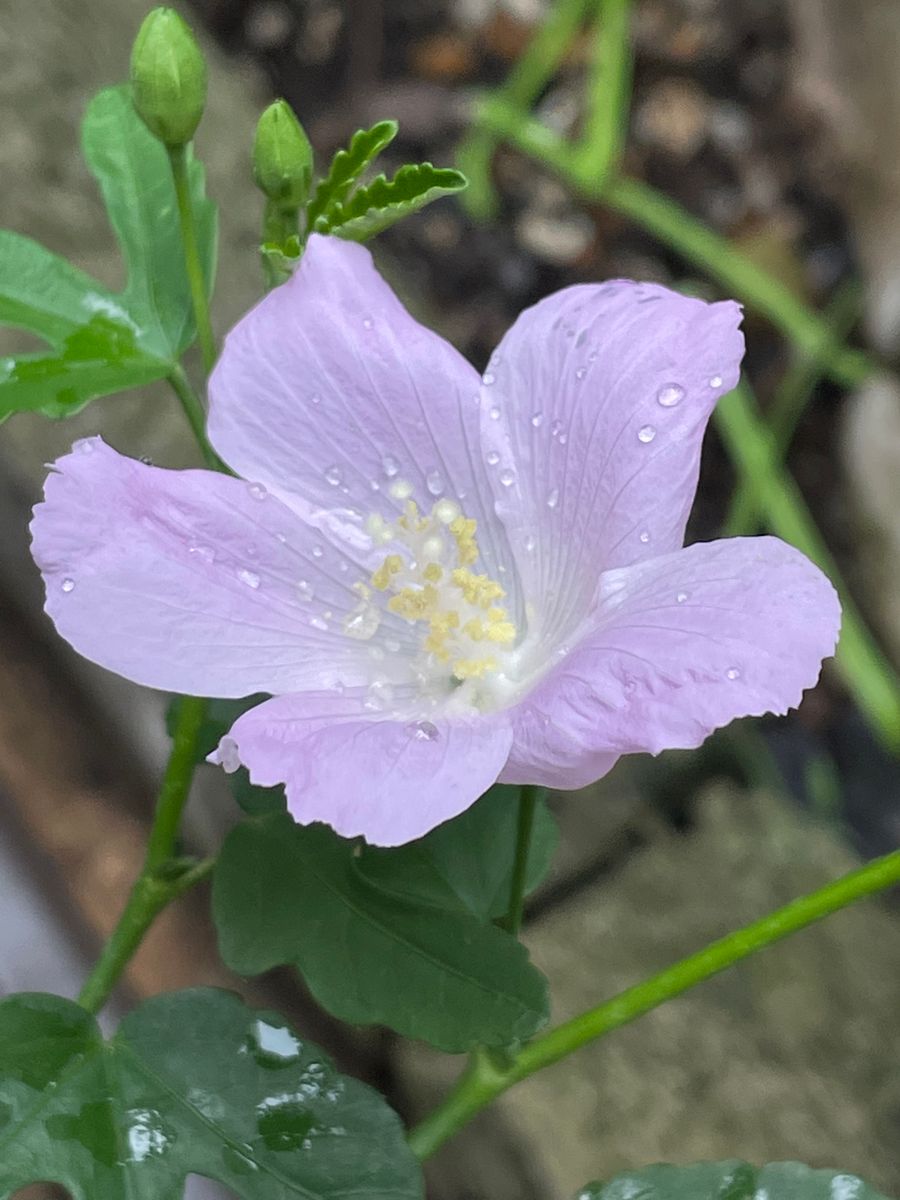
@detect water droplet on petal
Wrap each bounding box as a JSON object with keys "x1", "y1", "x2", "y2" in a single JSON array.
[
  {"x1": 483, "y1": 371, "x2": 495, "y2": 386},
  {"x1": 726, "y1": 666, "x2": 741, "y2": 680},
  {"x1": 489, "y1": 406, "x2": 501, "y2": 420},
  {"x1": 531, "y1": 412, "x2": 544, "y2": 428},
  {"x1": 312, "y1": 545, "x2": 324, "y2": 559},
  {"x1": 524, "y1": 534, "x2": 536, "y2": 552},
  {"x1": 426, "y1": 470, "x2": 444, "y2": 496},
  {"x1": 407, "y1": 719, "x2": 439, "y2": 741},
  {"x1": 77, "y1": 439, "x2": 95, "y2": 455},
  {"x1": 362, "y1": 316, "x2": 373, "y2": 330},
  {"x1": 310, "y1": 394, "x2": 321, "y2": 405},
  {"x1": 551, "y1": 419, "x2": 563, "y2": 438},
  {"x1": 710, "y1": 374, "x2": 724, "y2": 388},
  {"x1": 485, "y1": 450, "x2": 500, "y2": 466},
  {"x1": 297, "y1": 580, "x2": 314, "y2": 601},
  {"x1": 248, "y1": 483, "x2": 267, "y2": 501},
  {"x1": 676, "y1": 591, "x2": 688, "y2": 603},
  {"x1": 189, "y1": 542, "x2": 215, "y2": 562},
  {"x1": 638, "y1": 424, "x2": 656, "y2": 444},
  {"x1": 639, "y1": 530, "x2": 650, "y2": 544},
  {"x1": 499, "y1": 468, "x2": 515, "y2": 487},
  {"x1": 558, "y1": 432, "x2": 568, "y2": 445},
  {"x1": 657, "y1": 383, "x2": 685, "y2": 408},
  {"x1": 547, "y1": 488, "x2": 560, "y2": 509},
  {"x1": 218, "y1": 736, "x2": 241, "y2": 773},
  {"x1": 575, "y1": 367, "x2": 587, "y2": 380},
  {"x1": 61, "y1": 577, "x2": 75, "y2": 593},
  {"x1": 364, "y1": 680, "x2": 394, "y2": 711},
  {"x1": 325, "y1": 465, "x2": 342, "y2": 487},
  {"x1": 382, "y1": 455, "x2": 399, "y2": 478},
  {"x1": 238, "y1": 568, "x2": 260, "y2": 589},
  {"x1": 309, "y1": 615, "x2": 328, "y2": 631}
]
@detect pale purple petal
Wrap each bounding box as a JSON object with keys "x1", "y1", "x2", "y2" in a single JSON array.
[
  {"x1": 481, "y1": 281, "x2": 744, "y2": 647},
  {"x1": 217, "y1": 691, "x2": 514, "y2": 846},
  {"x1": 501, "y1": 536, "x2": 839, "y2": 788},
  {"x1": 30, "y1": 437, "x2": 399, "y2": 697},
  {"x1": 207, "y1": 234, "x2": 515, "y2": 582}
]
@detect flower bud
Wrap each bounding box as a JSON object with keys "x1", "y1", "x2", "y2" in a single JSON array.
[
  {"x1": 130, "y1": 7, "x2": 207, "y2": 148},
  {"x1": 253, "y1": 100, "x2": 313, "y2": 210}
]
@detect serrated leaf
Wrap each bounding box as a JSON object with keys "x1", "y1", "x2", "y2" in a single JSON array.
[
  {"x1": 358, "y1": 784, "x2": 557, "y2": 921},
  {"x1": 0, "y1": 987, "x2": 423, "y2": 1200},
  {"x1": 578, "y1": 1161, "x2": 894, "y2": 1200},
  {"x1": 315, "y1": 163, "x2": 467, "y2": 242},
  {"x1": 82, "y1": 85, "x2": 217, "y2": 360},
  {"x1": 305, "y1": 120, "x2": 399, "y2": 230},
  {"x1": 213, "y1": 814, "x2": 549, "y2": 1052}
]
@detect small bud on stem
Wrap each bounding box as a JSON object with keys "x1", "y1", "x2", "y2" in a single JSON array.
[
  {"x1": 130, "y1": 7, "x2": 207, "y2": 148},
  {"x1": 253, "y1": 99, "x2": 313, "y2": 213}
]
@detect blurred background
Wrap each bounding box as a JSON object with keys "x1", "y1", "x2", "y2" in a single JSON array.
[{"x1": 1, "y1": 1, "x2": 900, "y2": 1197}]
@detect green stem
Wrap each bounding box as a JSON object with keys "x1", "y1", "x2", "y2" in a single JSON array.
[
  {"x1": 723, "y1": 280, "x2": 862, "y2": 536},
  {"x1": 575, "y1": 0, "x2": 633, "y2": 182},
  {"x1": 499, "y1": 785, "x2": 539, "y2": 936},
  {"x1": 715, "y1": 382, "x2": 900, "y2": 751},
  {"x1": 78, "y1": 697, "x2": 211, "y2": 1013},
  {"x1": 167, "y1": 364, "x2": 221, "y2": 470},
  {"x1": 168, "y1": 143, "x2": 217, "y2": 374},
  {"x1": 77, "y1": 857, "x2": 215, "y2": 1015},
  {"x1": 409, "y1": 845, "x2": 900, "y2": 1160}
]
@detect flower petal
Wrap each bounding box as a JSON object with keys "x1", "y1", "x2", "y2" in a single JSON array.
[
  {"x1": 30, "y1": 437, "x2": 396, "y2": 697},
  {"x1": 481, "y1": 281, "x2": 744, "y2": 646},
  {"x1": 502, "y1": 536, "x2": 839, "y2": 788},
  {"x1": 207, "y1": 234, "x2": 515, "y2": 582},
  {"x1": 217, "y1": 691, "x2": 514, "y2": 846}
]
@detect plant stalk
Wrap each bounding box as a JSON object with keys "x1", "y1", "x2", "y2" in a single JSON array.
[
  {"x1": 168, "y1": 142, "x2": 217, "y2": 374},
  {"x1": 408, "y1": 846, "x2": 900, "y2": 1159},
  {"x1": 499, "y1": 785, "x2": 539, "y2": 936}
]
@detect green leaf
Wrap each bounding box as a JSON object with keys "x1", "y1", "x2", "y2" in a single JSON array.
[
  {"x1": 578, "y1": 1161, "x2": 894, "y2": 1200},
  {"x1": 316, "y1": 163, "x2": 467, "y2": 242},
  {"x1": 82, "y1": 85, "x2": 217, "y2": 359},
  {"x1": 358, "y1": 784, "x2": 557, "y2": 921},
  {"x1": 305, "y1": 120, "x2": 399, "y2": 229},
  {"x1": 0, "y1": 232, "x2": 171, "y2": 421},
  {"x1": 0, "y1": 987, "x2": 423, "y2": 1200},
  {"x1": 213, "y1": 814, "x2": 549, "y2": 1052}
]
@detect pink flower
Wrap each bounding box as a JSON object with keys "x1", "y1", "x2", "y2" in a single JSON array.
[{"x1": 31, "y1": 236, "x2": 839, "y2": 845}]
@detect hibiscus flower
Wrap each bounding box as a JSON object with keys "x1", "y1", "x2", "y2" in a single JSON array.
[{"x1": 30, "y1": 235, "x2": 839, "y2": 845}]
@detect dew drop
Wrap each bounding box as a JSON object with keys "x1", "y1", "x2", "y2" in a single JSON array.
[
  {"x1": 425, "y1": 470, "x2": 444, "y2": 496},
  {"x1": 248, "y1": 483, "x2": 267, "y2": 501},
  {"x1": 547, "y1": 488, "x2": 560, "y2": 510},
  {"x1": 638, "y1": 424, "x2": 657, "y2": 444},
  {"x1": 489, "y1": 406, "x2": 501, "y2": 420},
  {"x1": 531, "y1": 412, "x2": 544, "y2": 428},
  {"x1": 575, "y1": 366, "x2": 587, "y2": 380},
  {"x1": 77, "y1": 439, "x2": 95, "y2": 455},
  {"x1": 297, "y1": 580, "x2": 314, "y2": 601},
  {"x1": 485, "y1": 450, "x2": 500, "y2": 466},
  {"x1": 189, "y1": 542, "x2": 215, "y2": 562},
  {"x1": 344, "y1": 607, "x2": 381, "y2": 641},
  {"x1": 551, "y1": 419, "x2": 564, "y2": 438},
  {"x1": 61, "y1": 577, "x2": 75, "y2": 593},
  {"x1": 218, "y1": 736, "x2": 241, "y2": 773},
  {"x1": 310, "y1": 394, "x2": 321, "y2": 405},
  {"x1": 710, "y1": 374, "x2": 724, "y2": 388},
  {"x1": 676, "y1": 591, "x2": 689, "y2": 604},
  {"x1": 408, "y1": 720, "x2": 439, "y2": 742},
  {"x1": 639, "y1": 530, "x2": 650, "y2": 544},
  {"x1": 325, "y1": 465, "x2": 342, "y2": 487},
  {"x1": 524, "y1": 534, "x2": 536, "y2": 553},
  {"x1": 726, "y1": 666, "x2": 741, "y2": 680},
  {"x1": 483, "y1": 371, "x2": 496, "y2": 386},
  {"x1": 364, "y1": 680, "x2": 394, "y2": 711},
  {"x1": 499, "y1": 468, "x2": 515, "y2": 487},
  {"x1": 312, "y1": 545, "x2": 324, "y2": 559},
  {"x1": 558, "y1": 432, "x2": 568, "y2": 445},
  {"x1": 362, "y1": 317, "x2": 373, "y2": 330},
  {"x1": 238, "y1": 568, "x2": 260, "y2": 589},
  {"x1": 382, "y1": 454, "x2": 399, "y2": 478},
  {"x1": 657, "y1": 383, "x2": 685, "y2": 408},
  {"x1": 310, "y1": 615, "x2": 328, "y2": 631}
]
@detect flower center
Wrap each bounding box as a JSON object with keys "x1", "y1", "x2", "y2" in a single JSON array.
[{"x1": 342, "y1": 481, "x2": 518, "y2": 694}]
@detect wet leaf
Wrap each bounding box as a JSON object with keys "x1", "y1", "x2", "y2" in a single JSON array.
[
  {"x1": 314, "y1": 163, "x2": 467, "y2": 242},
  {"x1": 0, "y1": 988, "x2": 422, "y2": 1200},
  {"x1": 213, "y1": 813, "x2": 549, "y2": 1052},
  {"x1": 578, "y1": 1161, "x2": 894, "y2": 1200}
]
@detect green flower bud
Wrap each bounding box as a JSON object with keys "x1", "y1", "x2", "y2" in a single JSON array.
[
  {"x1": 130, "y1": 7, "x2": 207, "y2": 147},
  {"x1": 253, "y1": 100, "x2": 313, "y2": 210}
]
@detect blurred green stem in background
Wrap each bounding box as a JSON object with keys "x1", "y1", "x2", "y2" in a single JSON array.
[{"x1": 457, "y1": 0, "x2": 899, "y2": 751}]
